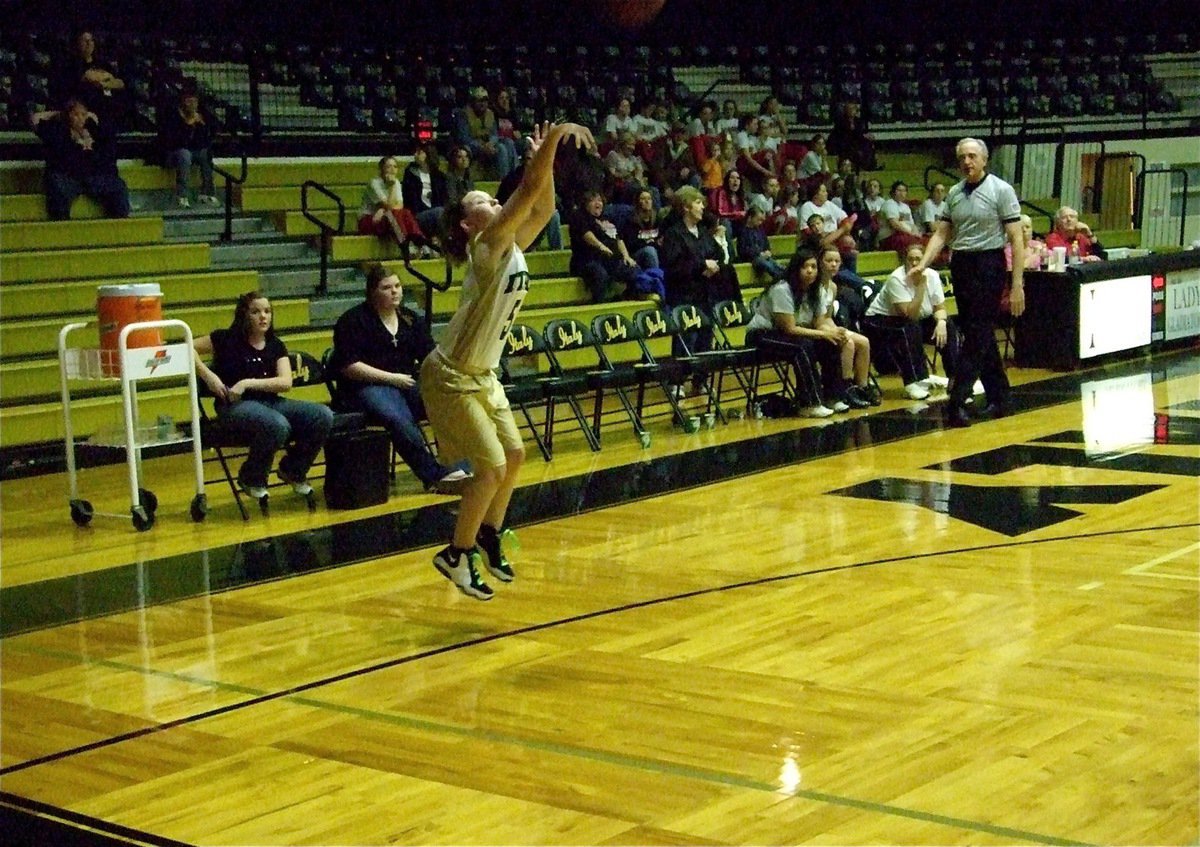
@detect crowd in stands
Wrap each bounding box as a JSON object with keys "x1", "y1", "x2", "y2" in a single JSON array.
[{"x1": 28, "y1": 29, "x2": 1133, "y2": 450}]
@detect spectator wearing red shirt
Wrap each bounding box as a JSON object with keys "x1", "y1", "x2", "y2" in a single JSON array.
[{"x1": 1044, "y1": 206, "x2": 1103, "y2": 262}]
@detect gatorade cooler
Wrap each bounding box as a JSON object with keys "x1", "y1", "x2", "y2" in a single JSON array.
[{"x1": 97, "y1": 283, "x2": 164, "y2": 376}]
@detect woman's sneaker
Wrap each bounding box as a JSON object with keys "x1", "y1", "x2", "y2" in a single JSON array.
[
  {"x1": 922, "y1": 374, "x2": 950, "y2": 389},
  {"x1": 278, "y1": 468, "x2": 313, "y2": 496},
  {"x1": 238, "y1": 480, "x2": 268, "y2": 500},
  {"x1": 830, "y1": 399, "x2": 851, "y2": 413},
  {"x1": 427, "y1": 467, "x2": 473, "y2": 495},
  {"x1": 432, "y1": 546, "x2": 493, "y2": 600},
  {"x1": 477, "y1": 525, "x2": 516, "y2": 582},
  {"x1": 798, "y1": 405, "x2": 834, "y2": 418},
  {"x1": 904, "y1": 382, "x2": 931, "y2": 400}
]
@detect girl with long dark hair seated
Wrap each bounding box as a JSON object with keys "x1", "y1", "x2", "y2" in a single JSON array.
[{"x1": 193, "y1": 292, "x2": 334, "y2": 502}]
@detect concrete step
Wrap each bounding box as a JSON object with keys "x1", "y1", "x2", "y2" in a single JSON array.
[
  {"x1": 260, "y1": 265, "x2": 359, "y2": 298},
  {"x1": 162, "y1": 215, "x2": 271, "y2": 240},
  {"x1": 208, "y1": 240, "x2": 315, "y2": 266},
  {"x1": 309, "y1": 296, "x2": 359, "y2": 327}
]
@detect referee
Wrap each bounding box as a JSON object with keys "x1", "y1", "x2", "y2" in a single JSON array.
[{"x1": 910, "y1": 137, "x2": 1024, "y2": 428}]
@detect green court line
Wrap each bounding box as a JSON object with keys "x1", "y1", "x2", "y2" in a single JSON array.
[{"x1": 11, "y1": 643, "x2": 1093, "y2": 846}]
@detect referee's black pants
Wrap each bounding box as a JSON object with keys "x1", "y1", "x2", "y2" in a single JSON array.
[{"x1": 948, "y1": 248, "x2": 1008, "y2": 411}]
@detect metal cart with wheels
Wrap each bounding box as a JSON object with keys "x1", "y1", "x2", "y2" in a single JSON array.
[{"x1": 58, "y1": 319, "x2": 208, "y2": 531}]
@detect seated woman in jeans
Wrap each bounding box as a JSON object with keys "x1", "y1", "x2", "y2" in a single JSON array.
[
  {"x1": 193, "y1": 292, "x2": 334, "y2": 501},
  {"x1": 329, "y1": 263, "x2": 470, "y2": 494}
]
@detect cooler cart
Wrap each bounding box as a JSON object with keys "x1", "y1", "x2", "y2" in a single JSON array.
[{"x1": 58, "y1": 319, "x2": 208, "y2": 531}]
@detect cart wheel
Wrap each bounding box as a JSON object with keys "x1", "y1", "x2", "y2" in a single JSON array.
[
  {"x1": 305, "y1": 490, "x2": 317, "y2": 512},
  {"x1": 132, "y1": 505, "x2": 155, "y2": 532},
  {"x1": 190, "y1": 493, "x2": 208, "y2": 523},
  {"x1": 138, "y1": 487, "x2": 158, "y2": 515},
  {"x1": 638, "y1": 431, "x2": 652, "y2": 448},
  {"x1": 70, "y1": 499, "x2": 94, "y2": 527}
]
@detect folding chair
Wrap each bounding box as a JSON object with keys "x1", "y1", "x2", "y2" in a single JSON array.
[
  {"x1": 499, "y1": 324, "x2": 555, "y2": 461},
  {"x1": 200, "y1": 351, "x2": 361, "y2": 519},
  {"x1": 710, "y1": 299, "x2": 764, "y2": 415},
  {"x1": 631, "y1": 306, "x2": 697, "y2": 428},
  {"x1": 543, "y1": 317, "x2": 649, "y2": 448},
  {"x1": 589, "y1": 312, "x2": 670, "y2": 444},
  {"x1": 503, "y1": 323, "x2": 599, "y2": 456},
  {"x1": 669, "y1": 303, "x2": 744, "y2": 424}
]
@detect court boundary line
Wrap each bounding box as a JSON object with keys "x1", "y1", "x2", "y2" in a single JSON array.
[
  {"x1": 7, "y1": 524, "x2": 1198, "y2": 844},
  {"x1": 5, "y1": 519, "x2": 1196, "y2": 780}
]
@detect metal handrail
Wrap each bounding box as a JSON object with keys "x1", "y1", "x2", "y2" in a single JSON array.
[
  {"x1": 1020, "y1": 200, "x2": 1056, "y2": 235},
  {"x1": 401, "y1": 247, "x2": 453, "y2": 334},
  {"x1": 211, "y1": 139, "x2": 248, "y2": 243},
  {"x1": 300, "y1": 180, "x2": 346, "y2": 296},
  {"x1": 1135, "y1": 166, "x2": 1189, "y2": 248},
  {"x1": 923, "y1": 165, "x2": 958, "y2": 191}
]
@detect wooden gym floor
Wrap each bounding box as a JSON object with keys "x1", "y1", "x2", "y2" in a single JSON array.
[{"x1": 1, "y1": 348, "x2": 1197, "y2": 846}]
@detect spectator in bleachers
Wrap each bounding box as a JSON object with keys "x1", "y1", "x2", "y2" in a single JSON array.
[
  {"x1": 358, "y1": 155, "x2": 426, "y2": 253},
  {"x1": 737, "y1": 205, "x2": 786, "y2": 282},
  {"x1": 31, "y1": 99, "x2": 130, "y2": 220},
  {"x1": 157, "y1": 85, "x2": 217, "y2": 208},
  {"x1": 604, "y1": 130, "x2": 655, "y2": 205},
  {"x1": 779, "y1": 160, "x2": 801, "y2": 197},
  {"x1": 709, "y1": 168, "x2": 748, "y2": 241},
  {"x1": 815, "y1": 245, "x2": 875, "y2": 410},
  {"x1": 603, "y1": 96, "x2": 637, "y2": 145},
  {"x1": 919, "y1": 182, "x2": 947, "y2": 234},
  {"x1": 828, "y1": 176, "x2": 846, "y2": 209},
  {"x1": 497, "y1": 141, "x2": 563, "y2": 250},
  {"x1": 862, "y1": 177, "x2": 884, "y2": 247},
  {"x1": 634, "y1": 99, "x2": 669, "y2": 145},
  {"x1": 716, "y1": 99, "x2": 740, "y2": 136},
  {"x1": 1006, "y1": 214, "x2": 1050, "y2": 270},
  {"x1": 759, "y1": 95, "x2": 789, "y2": 141},
  {"x1": 493, "y1": 87, "x2": 521, "y2": 148},
  {"x1": 767, "y1": 183, "x2": 802, "y2": 236},
  {"x1": 863, "y1": 243, "x2": 959, "y2": 401},
  {"x1": 735, "y1": 114, "x2": 775, "y2": 190},
  {"x1": 878, "y1": 180, "x2": 925, "y2": 257},
  {"x1": 836, "y1": 159, "x2": 872, "y2": 247},
  {"x1": 798, "y1": 133, "x2": 831, "y2": 189},
  {"x1": 703, "y1": 211, "x2": 742, "y2": 303},
  {"x1": 747, "y1": 174, "x2": 781, "y2": 218},
  {"x1": 743, "y1": 249, "x2": 836, "y2": 418},
  {"x1": 661, "y1": 121, "x2": 701, "y2": 200},
  {"x1": 444, "y1": 144, "x2": 475, "y2": 207},
  {"x1": 402, "y1": 141, "x2": 449, "y2": 248},
  {"x1": 828, "y1": 101, "x2": 878, "y2": 171},
  {"x1": 453, "y1": 86, "x2": 516, "y2": 178},
  {"x1": 687, "y1": 100, "x2": 719, "y2": 141},
  {"x1": 799, "y1": 181, "x2": 858, "y2": 270},
  {"x1": 660, "y1": 185, "x2": 725, "y2": 310},
  {"x1": 193, "y1": 291, "x2": 334, "y2": 502},
  {"x1": 620, "y1": 188, "x2": 662, "y2": 269},
  {"x1": 54, "y1": 30, "x2": 125, "y2": 119},
  {"x1": 329, "y1": 263, "x2": 470, "y2": 494},
  {"x1": 569, "y1": 188, "x2": 639, "y2": 302},
  {"x1": 699, "y1": 137, "x2": 724, "y2": 192},
  {"x1": 1045, "y1": 205, "x2": 1103, "y2": 261}
]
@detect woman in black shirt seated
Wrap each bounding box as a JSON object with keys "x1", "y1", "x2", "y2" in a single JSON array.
[
  {"x1": 194, "y1": 292, "x2": 334, "y2": 501},
  {"x1": 329, "y1": 263, "x2": 470, "y2": 493}
]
